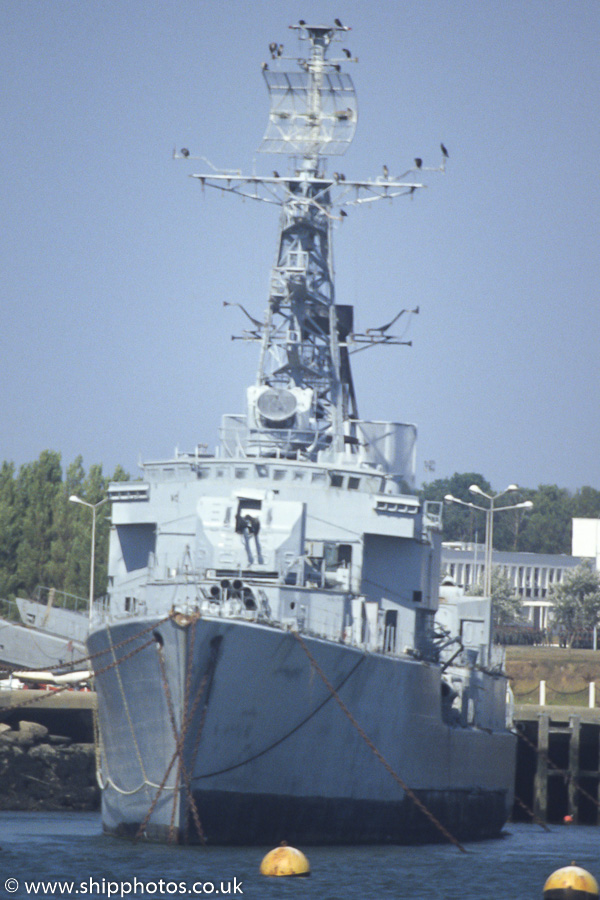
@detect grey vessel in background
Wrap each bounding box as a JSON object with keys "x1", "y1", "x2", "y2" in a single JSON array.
[
  {"x1": 0, "y1": 587, "x2": 87, "y2": 673},
  {"x1": 88, "y1": 21, "x2": 516, "y2": 844}
]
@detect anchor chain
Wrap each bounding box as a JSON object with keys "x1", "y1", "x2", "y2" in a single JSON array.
[
  {"x1": 155, "y1": 635, "x2": 206, "y2": 845},
  {"x1": 0, "y1": 613, "x2": 173, "y2": 682},
  {"x1": 135, "y1": 624, "x2": 220, "y2": 844},
  {"x1": 512, "y1": 793, "x2": 551, "y2": 831}
]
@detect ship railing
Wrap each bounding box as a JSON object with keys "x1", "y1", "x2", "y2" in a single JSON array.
[
  {"x1": 423, "y1": 500, "x2": 443, "y2": 531},
  {"x1": 219, "y1": 414, "x2": 324, "y2": 459},
  {"x1": 90, "y1": 594, "x2": 111, "y2": 625},
  {"x1": 31, "y1": 585, "x2": 88, "y2": 614},
  {"x1": 244, "y1": 429, "x2": 321, "y2": 454}
]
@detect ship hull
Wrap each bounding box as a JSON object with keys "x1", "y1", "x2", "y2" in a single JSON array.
[{"x1": 89, "y1": 614, "x2": 515, "y2": 845}]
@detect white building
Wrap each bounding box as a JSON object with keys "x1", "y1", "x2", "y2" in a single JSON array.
[
  {"x1": 572, "y1": 518, "x2": 600, "y2": 570},
  {"x1": 441, "y1": 543, "x2": 583, "y2": 630}
]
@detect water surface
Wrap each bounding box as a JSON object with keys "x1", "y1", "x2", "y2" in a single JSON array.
[{"x1": 0, "y1": 813, "x2": 597, "y2": 899}]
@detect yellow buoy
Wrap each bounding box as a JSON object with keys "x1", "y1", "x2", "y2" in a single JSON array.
[
  {"x1": 260, "y1": 841, "x2": 310, "y2": 877},
  {"x1": 543, "y1": 863, "x2": 599, "y2": 899}
]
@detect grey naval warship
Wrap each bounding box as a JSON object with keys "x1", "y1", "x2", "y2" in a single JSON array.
[{"x1": 88, "y1": 21, "x2": 516, "y2": 845}]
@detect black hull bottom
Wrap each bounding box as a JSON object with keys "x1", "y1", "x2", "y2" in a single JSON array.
[{"x1": 104, "y1": 787, "x2": 509, "y2": 846}]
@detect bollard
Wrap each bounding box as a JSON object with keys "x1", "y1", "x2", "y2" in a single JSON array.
[{"x1": 539, "y1": 680, "x2": 546, "y2": 706}]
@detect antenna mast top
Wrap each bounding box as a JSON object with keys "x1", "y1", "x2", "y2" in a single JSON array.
[
  {"x1": 179, "y1": 22, "x2": 445, "y2": 462},
  {"x1": 260, "y1": 22, "x2": 357, "y2": 168}
]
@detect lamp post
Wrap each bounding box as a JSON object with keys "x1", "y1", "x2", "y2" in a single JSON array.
[
  {"x1": 69, "y1": 494, "x2": 108, "y2": 626},
  {"x1": 444, "y1": 486, "x2": 533, "y2": 598}
]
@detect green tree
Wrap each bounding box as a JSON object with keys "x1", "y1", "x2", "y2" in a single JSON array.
[
  {"x1": 422, "y1": 473, "x2": 491, "y2": 544},
  {"x1": 66, "y1": 462, "x2": 130, "y2": 599},
  {"x1": 14, "y1": 450, "x2": 63, "y2": 596},
  {"x1": 572, "y1": 486, "x2": 600, "y2": 520},
  {"x1": 517, "y1": 484, "x2": 573, "y2": 555},
  {"x1": 0, "y1": 454, "x2": 130, "y2": 603},
  {"x1": 549, "y1": 563, "x2": 600, "y2": 648},
  {"x1": 47, "y1": 456, "x2": 86, "y2": 597},
  {"x1": 493, "y1": 487, "x2": 536, "y2": 552},
  {"x1": 0, "y1": 462, "x2": 18, "y2": 599}
]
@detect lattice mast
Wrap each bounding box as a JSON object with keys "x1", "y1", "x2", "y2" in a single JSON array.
[
  {"x1": 258, "y1": 24, "x2": 357, "y2": 456},
  {"x1": 181, "y1": 22, "x2": 436, "y2": 460}
]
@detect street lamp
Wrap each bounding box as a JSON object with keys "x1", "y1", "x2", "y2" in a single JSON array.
[
  {"x1": 444, "y1": 486, "x2": 533, "y2": 598},
  {"x1": 69, "y1": 494, "x2": 109, "y2": 627}
]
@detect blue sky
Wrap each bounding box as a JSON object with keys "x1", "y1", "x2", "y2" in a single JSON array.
[{"x1": 2, "y1": 0, "x2": 599, "y2": 492}]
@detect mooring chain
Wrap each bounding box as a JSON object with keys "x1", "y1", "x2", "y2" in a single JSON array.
[
  {"x1": 134, "y1": 742, "x2": 182, "y2": 842},
  {"x1": 183, "y1": 635, "x2": 222, "y2": 842},
  {"x1": 0, "y1": 681, "x2": 75, "y2": 720},
  {"x1": 0, "y1": 613, "x2": 173, "y2": 681},
  {"x1": 158, "y1": 647, "x2": 187, "y2": 844},
  {"x1": 155, "y1": 642, "x2": 206, "y2": 845},
  {"x1": 292, "y1": 631, "x2": 467, "y2": 853},
  {"x1": 182, "y1": 619, "x2": 200, "y2": 845},
  {"x1": 164, "y1": 617, "x2": 209, "y2": 845},
  {"x1": 134, "y1": 669, "x2": 211, "y2": 844},
  {"x1": 91, "y1": 635, "x2": 156, "y2": 679},
  {"x1": 135, "y1": 645, "x2": 215, "y2": 844},
  {"x1": 517, "y1": 725, "x2": 600, "y2": 811},
  {"x1": 512, "y1": 793, "x2": 551, "y2": 831},
  {"x1": 89, "y1": 630, "x2": 157, "y2": 792},
  {"x1": 178, "y1": 620, "x2": 203, "y2": 845},
  {"x1": 0, "y1": 613, "x2": 179, "y2": 728},
  {"x1": 0, "y1": 632, "x2": 157, "y2": 723}
]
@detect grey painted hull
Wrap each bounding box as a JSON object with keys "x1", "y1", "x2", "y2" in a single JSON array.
[{"x1": 88, "y1": 614, "x2": 516, "y2": 845}]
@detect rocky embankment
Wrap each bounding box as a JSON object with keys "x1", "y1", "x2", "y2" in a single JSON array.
[{"x1": 0, "y1": 720, "x2": 98, "y2": 810}]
